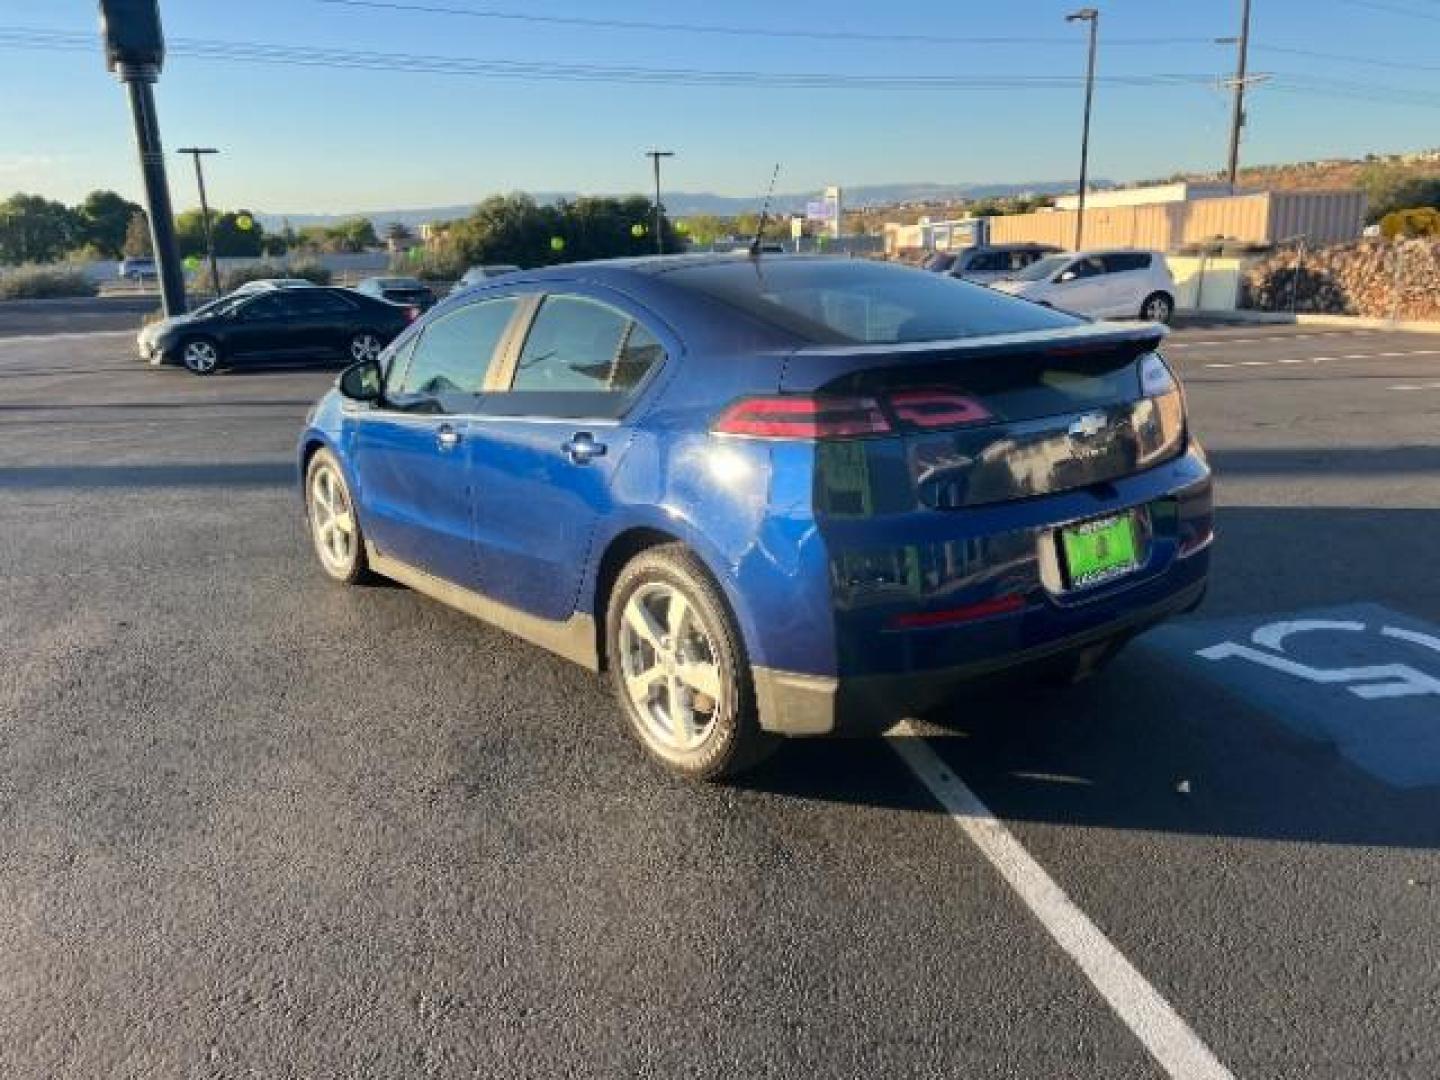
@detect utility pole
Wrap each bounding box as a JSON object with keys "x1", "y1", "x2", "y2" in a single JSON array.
[
  {"x1": 645, "y1": 150, "x2": 674, "y2": 256},
  {"x1": 1225, "y1": 0, "x2": 1253, "y2": 193},
  {"x1": 99, "y1": 0, "x2": 186, "y2": 317},
  {"x1": 178, "y1": 147, "x2": 221, "y2": 298},
  {"x1": 1067, "y1": 8, "x2": 1099, "y2": 252}
]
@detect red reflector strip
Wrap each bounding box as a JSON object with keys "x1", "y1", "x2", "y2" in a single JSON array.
[
  {"x1": 714, "y1": 396, "x2": 891, "y2": 438},
  {"x1": 887, "y1": 593, "x2": 1027, "y2": 630}
]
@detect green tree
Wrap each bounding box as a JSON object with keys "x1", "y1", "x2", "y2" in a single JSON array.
[
  {"x1": 75, "y1": 190, "x2": 143, "y2": 259},
  {"x1": 1379, "y1": 206, "x2": 1440, "y2": 238},
  {"x1": 331, "y1": 216, "x2": 378, "y2": 252},
  {"x1": 1358, "y1": 165, "x2": 1440, "y2": 223},
  {"x1": 681, "y1": 214, "x2": 728, "y2": 246},
  {"x1": 122, "y1": 210, "x2": 152, "y2": 257},
  {"x1": 175, "y1": 208, "x2": 264, "y2": 257},
  {"x1": 0, "y1": 194, "x2": 80, "y2": 264}
]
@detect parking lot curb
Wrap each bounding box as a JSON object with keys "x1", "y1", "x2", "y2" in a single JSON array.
[{"x1": 1177, "y1": 308, "x2": 1440, "y2": 335}]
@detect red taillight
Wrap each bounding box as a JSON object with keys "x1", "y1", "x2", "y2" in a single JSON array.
[
  {"x1": 712, "y1": 390, "x2": 1001, "y2": 440},
  {"x1": 713, "y1": 395, "x2": 891, "y2": 438},
  {"x1": 405, "y1": 305, "x2": 421, "y2": 322},
  {"x1": 887, "y1": 593, "x2": 1027, "y2": 630},
  {"x1": 888, "y1": 389, "x2": 992, "y2": 428}
]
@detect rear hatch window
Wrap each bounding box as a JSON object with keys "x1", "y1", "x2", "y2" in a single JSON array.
[
  {"x1": 662, "y1": 257, "x2": 1080, "y2": 344},
  {"x1": 780, "y1": 327, "x2": 1184, "y2": 511}
]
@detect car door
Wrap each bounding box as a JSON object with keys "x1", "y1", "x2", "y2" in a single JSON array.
[
  {"x1": 1046, "y1": 255, "x2": 1108, "y2": 315},
  {"x1": 347, "y1": 295, "x2": 524, "y2": 589},
  {"x1": 466, "y1": 289, "x2": 671, "y2": 622},
  {"x1": 1091, "y1": 253, "x2": 1148, "y2": 317},
  {"x1": 223, "y1": 291, "x2": 301, "y2": 358},
  {"x1": 290, "y1": 288, "x2": 361, "y2": 357}
]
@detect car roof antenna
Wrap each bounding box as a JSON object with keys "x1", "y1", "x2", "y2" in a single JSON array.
[{"x1": 748, "y1": 163, "x2": 781, "y2": 258}]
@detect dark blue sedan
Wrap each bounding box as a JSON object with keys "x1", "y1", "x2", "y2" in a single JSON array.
[{"x1": 298, "y1": 255, "x2": 1212, "y2": 779}]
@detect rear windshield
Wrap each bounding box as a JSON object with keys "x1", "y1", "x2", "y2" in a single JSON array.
[{"x1": 662, "y1": 258, "x2": 1079, "y2": 344}]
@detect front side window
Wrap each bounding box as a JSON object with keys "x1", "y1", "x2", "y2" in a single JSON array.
[
  {"x1": 392, "y1": 297, "x2": 519, "y2": 410},
  {"x1": 489, "y1": 294, "x2": 667, "y2": 418}
]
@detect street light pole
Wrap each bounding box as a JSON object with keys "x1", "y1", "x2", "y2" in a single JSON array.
[
  {"x1": 645, "y1": 149, "x2": 674, "y2": 256},
  {"x1": 1067, "y1": 8, "x2": 1100, "y2": 252},
  {"x1": 1225, "y1": 0, "x2": 1253, "y2": 193},
  {"x1": 100, "y1": 0, "x2": 187, "y2": 317},
  {"x1": 178, "y1": 147, "x2": 220, "y2": 298}
]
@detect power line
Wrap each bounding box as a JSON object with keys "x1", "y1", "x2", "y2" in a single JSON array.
[
  {"x1": 1337, "y1": 0, "x2": 1440, "y2": 20},
  {"x1": 0, "y1": 28, "x2": 1224, "y2": 90},
  {"x1": 309, "y1": 0, "x2": 1215, "y2": 47},
  {"x1": 1256, "y1": 44, "x2": 1440, "y2": 73},
  {"x1": 5, "y1": 26, "x2": 1440, "y2": 108}
]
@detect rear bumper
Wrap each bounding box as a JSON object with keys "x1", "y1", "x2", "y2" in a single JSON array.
[{"x1": 754, "y1": 572, "x2": 1206, "y2": 736}]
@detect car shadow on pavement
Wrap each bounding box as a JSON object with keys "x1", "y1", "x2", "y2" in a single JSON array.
[{"x1": 738, "y1": 505, "x2": 1440, "y2": 852}]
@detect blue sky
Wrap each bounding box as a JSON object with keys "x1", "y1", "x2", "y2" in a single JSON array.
[{"x1": 0, "y1": 0, "x2": 1434, "y2": 214}]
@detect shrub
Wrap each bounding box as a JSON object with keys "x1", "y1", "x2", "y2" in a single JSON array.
[
  {"x1": 0, "y1": 266, "x2": 99, "y2": 300},
  {"x1": 394, "y1": 248, "x2": 464, "y2": 284},
  {"x1": 1379, "y1": 207, "x2": 1440, "y2": 239}
]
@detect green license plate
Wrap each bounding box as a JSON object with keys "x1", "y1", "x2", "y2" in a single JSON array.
[{"x1": 1060, "y1": 513, "x2": 1140, "y2": 588}]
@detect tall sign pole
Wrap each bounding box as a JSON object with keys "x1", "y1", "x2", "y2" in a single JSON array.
[
  {"x1": 1066, "y1": 8, "x2": 1100, "y2": 252},
  {"x1": 178, "y1": 148, "x2": 221, "y2": 298},
  {"x1": 99, "y1": 0, "x2": 186, "y2": 316},
  {"x1": 645, "y1": 150, "x2": 674, "y2": 256}
]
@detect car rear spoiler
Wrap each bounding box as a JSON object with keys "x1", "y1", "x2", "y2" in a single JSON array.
[{"x1": 780, "y1": 322, "x2": 1168, "y2": 393}]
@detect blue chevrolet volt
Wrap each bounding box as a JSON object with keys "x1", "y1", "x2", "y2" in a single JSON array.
[{"x1": 298, "y1": 255, "x2": 1212, "y2": 779}]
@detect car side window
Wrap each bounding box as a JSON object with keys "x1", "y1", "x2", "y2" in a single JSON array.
[
  {"x1": 294, "y1": 290, "x2": 355, "y2": 315},
  {"x1": 490, "y1": 294, "x2": 667, "y2": 418},
  {"x1": 1101, "y1": 253, "x2": 1150, "y2": 274},
  {"x1": 1059, "y1": 257, "x2": 1104, "y2": 282},
  {"x1": 241, "y1": 293, "x2": 288, "y2": 320},
  {"x1": 391, "y1": 297, "x2": 519, "y2": 413}
]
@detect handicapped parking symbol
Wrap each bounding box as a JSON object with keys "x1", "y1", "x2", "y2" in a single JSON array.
[{"x1": 1197, "y1": 619, "x2": 1440, "y2": 700}]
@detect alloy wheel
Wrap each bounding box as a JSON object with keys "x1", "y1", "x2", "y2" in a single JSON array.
[
  {"x1": 308, "y1": 462, "x2": 357, "y2": 574},
  {"x1": 617, "y1": 581, "x2": 725, "y2": 753},
  {"x1": 183, "y1": 340, "x2": 218, "y2": 374},
  {"x1": 1144, "y1": 295, "x2": 1172, "y2": 322}
]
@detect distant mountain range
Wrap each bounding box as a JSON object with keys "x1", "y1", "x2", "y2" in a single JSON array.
[{"x1": 255, "y1": 180, "x2": 1093, "y2": 232}]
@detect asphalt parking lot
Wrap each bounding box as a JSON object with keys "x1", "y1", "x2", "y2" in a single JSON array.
[{"x1": 1, "y1": 319, "x2": 1437, "y2": 1078}]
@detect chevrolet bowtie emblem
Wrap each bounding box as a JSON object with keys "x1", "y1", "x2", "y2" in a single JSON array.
[{"x1": 1068, "y1": 412, "x2": 1108, "y2": 439}]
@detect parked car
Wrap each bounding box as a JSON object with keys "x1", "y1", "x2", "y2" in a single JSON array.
[
  {"x1": 945, "y1": 243, "x2": 1063, "y2": 284},
  {"x1": 138, "y1": 286, "x2": 415, "y2": 374},
  {"x1": 450, "y1": 264, "x2": 521, "y2": 295},
  {"x1": 990, "y1": 249, "x2": 1177, "y2": 323},
  {"x1": 298, "y1": 256, "x2": 1210, "y2": 779},
  {"x1": 230, "y1": 278, "x2": 316, "y2": 295},
  {"x1": 355, "y1": 276, "x2": 436, "y2": 310},
  {"x1": 118, "y1": 257, "x2": 157, "y2": 281}
]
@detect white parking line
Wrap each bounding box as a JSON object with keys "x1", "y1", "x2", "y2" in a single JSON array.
[
  {"x1": 889, "y1": 725, "x2": 1236, "y2": 1080},
  {"x1": 1202, "y1": 348, "x2": 1440, "y2": 371},
  {"x1": 1388, "y1": 383, "x2": 1440, "y2": 391}
]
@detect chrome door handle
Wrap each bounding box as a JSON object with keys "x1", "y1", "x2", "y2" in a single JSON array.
[
  {"x1": 563, "y1": 432, "x2": 607, "y2": 465},
  {"x1": 437, "y1": 424, "x2": 461, "y2": 450}
]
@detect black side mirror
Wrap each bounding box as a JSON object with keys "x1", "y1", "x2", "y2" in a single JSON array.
[{"x1": 338, "y1": 359, "x2": 383, "y2": 402}]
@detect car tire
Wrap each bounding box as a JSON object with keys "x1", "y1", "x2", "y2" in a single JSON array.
[
  {"x1": 606, "y1": 544, "x2": 777, "y2": 781},
  {"x1": 1140, "y1": 291, "x2": 1174, "y2": 324},
  {"x1": 304, "y1": 448, "x2": 371, "y2": 585},
  {"x1": 180, "y1": 337, "x2": 221, "y2": 376},
  {"x1": 347, "y1": 331, "x2": 385, "y2": 365}
]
